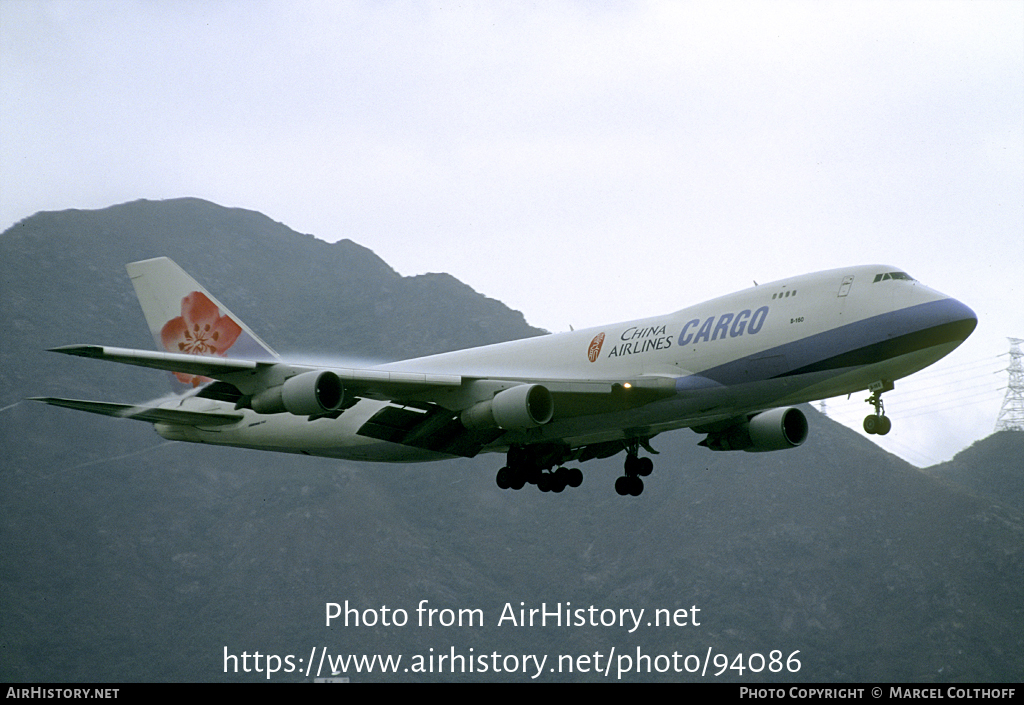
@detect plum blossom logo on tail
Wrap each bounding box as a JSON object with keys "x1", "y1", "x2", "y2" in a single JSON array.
[
  {"x1": 161, "y1": 291, "x2": 242, "y2": 387},
  {"x1": 588, "y1": 332, "x2": 605, "y2": 363}
]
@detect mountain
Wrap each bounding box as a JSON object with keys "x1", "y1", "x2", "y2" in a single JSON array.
[
  {"x1": 1, "y1": 199, "x2": 1021, "y2": 682},
  {"x1": 0, "y1": 198, "x2": 543, "y2": 369},
  {"x1": 923, "y1": 430, "x2": 1024, "y2": 514}
]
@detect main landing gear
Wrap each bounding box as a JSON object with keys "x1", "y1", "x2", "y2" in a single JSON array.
[
  {"x1": 494, "y1": 440, "x2": 657, "y2": 496},
  {"x1": 614, "y1": 452, "x2": 653, "y2": 496},
  {"x1": 863, "y1": 381, "x2": 893, "y2": 436},
  {"x1": 495, "y1": 464, "x2": 583, "y2": 493}
]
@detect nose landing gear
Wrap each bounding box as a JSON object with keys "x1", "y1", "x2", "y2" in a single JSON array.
[{"x1": 863, "y1": 381, "x2": 893, "y2": 436}]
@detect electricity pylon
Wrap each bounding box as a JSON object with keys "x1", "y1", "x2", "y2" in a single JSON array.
[{"x1": 995, "y1": 337, "x2": 1024, "y2": 432}]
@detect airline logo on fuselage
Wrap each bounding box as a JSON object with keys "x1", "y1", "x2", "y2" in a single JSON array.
[
  {"x1": 587, "y1": 306, "x2": 771, "y2": 362},
  {"x1": 678, "y1": 306, "x2": 770, "y2": 346},
  {"x1": 607, "y1": 325, "x2": 674, "y2": 359},
  {"x1": 587, "y1": 332, "x2": 605, "y2": 363}
]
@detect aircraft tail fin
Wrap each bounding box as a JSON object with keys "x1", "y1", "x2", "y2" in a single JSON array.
[{"x1": 126, "y1": 257, "x2": 279, "y2": 388}]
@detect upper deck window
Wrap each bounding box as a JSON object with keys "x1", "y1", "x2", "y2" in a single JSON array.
[{"x1": 873, "y1": 271, "x2": 915, "y2": 283}]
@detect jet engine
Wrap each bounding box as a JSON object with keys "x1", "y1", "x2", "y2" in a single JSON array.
[
  {"x1": 700, "y1": 407, "x2": 808, "y2": 452},
  {"x1": 250, "y1": 370, "x2": 345, "y2": 416},
  {"x1": 461, "y1": 384, "x2": 554, "y2": 431}
]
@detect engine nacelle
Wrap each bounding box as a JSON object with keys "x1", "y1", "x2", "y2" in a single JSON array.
[
  {"x1": 702, "y1": 407, "x2": 808, "y2": 452},
  {"x1": 461, "y1": 384, "x2": 554, "y2": 431},
  {"x1": 250, "y1": 370, "x2": 344, "y2": 416}
]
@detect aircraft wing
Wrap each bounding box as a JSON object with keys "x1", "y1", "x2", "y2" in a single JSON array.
[
  {"x1": 29, "y1": 396, "x2": 244, "y2": 426},
  {"x1": 50, "y1": 345, "x2": 260, "y2": 377},
  {"x1": 49, "y1": 344, "x2": 464, "y2": 399},
  {"x1": 48, "y1": 344, "x2": 676, "y2": 409}
]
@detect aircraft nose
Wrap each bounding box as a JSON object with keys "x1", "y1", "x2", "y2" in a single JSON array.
[{"x1": 946, "y1": 297, "x2": 978, "y2": 342}]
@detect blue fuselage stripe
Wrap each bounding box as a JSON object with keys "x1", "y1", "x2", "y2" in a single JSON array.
[{"x1": 695, "y1": 298, "x2": 977, "y2": 387}]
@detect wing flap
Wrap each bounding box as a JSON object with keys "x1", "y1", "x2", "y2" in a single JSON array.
[{"x1": 356, "y1": 403, "x2": 503, "y2": 458}]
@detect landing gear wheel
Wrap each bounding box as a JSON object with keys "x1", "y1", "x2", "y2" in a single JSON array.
[
  {"x1": 496, "y1": 466, "x2": 512, "y2": 489},
  {"x1": 863, "y1": 383, "x2": 894, "y2": 436},
  {"x1": 619, "y1": 451, "x2": 652, "y2": 496},
  {"x1": 554, "y1": 466, "x2": 583, "y2": 489},
  {"x1": 629, "y1": 476, "x2": 644, "y2": 496},
  {"x1": 537, "y1": 473, "x2": 553, "y2": 492},
  {"x1": 614, "y1": 475, "x2": 644, "y2": 496},
  {"x1": 549, "y1": 468, "x2": 567, "y2": 493},
  {"x1": 566, "y1": 467, "x2": 583, "y2": 488},
  {"x1": 863, "y1": 415, "x2": 892, "y2": 435},
  {"x1": 615, "y1": 475, "x2": 630, "y2": 496},
  {"x1": 497, "y1": 466, "x2": 530, "y2": 490}
]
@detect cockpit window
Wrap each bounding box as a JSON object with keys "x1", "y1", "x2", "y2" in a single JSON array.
[{"x1": 873, "y1": 271, "x2": 915, "y2": 283}]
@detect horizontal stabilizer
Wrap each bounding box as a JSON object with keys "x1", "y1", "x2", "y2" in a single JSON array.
[{"x1": 29, "y1": 397, "x2": 243, "y2": 426}]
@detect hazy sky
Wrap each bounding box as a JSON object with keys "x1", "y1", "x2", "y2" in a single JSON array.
[{"x1": 2, "y1": 0, "x2": 1022, "y2": 465}]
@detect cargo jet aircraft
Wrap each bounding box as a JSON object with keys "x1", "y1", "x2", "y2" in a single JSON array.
[{"x1": 33, "y1": 258, "x2": 976, "y2": 496}]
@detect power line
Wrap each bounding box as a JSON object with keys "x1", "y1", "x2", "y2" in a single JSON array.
[{"x1": 907, "y1": 356, "x2": 1005, "y2": 380}]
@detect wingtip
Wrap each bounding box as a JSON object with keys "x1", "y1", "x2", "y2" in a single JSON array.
[{"x1": 47, "y1": 345, "x2": 104, "y2": 357}]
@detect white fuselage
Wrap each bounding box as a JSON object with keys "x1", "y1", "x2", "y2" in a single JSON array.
[{"x1": 154, "y1": 265, "x2": 976, "y2": 461}]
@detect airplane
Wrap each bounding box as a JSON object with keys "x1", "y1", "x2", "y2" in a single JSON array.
[{"x1": 32, "y1": 258, "x2": 977, "y2": 496}]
